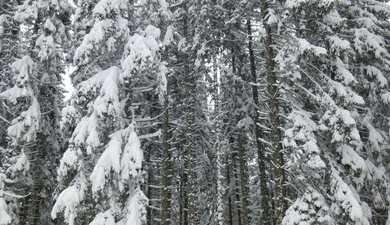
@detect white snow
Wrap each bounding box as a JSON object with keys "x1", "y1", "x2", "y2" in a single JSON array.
[
  {"x1": 285, "y1": 0, "x2": 308, "y2": 8},
  {"x1": 51, "y1": 185, "x2": 81, "y2": 225},
  {"x1": 44, "y1": 19, "x2": 56, "y2": 33},
  {"x1": 285, "y1": 111, "x2": 327, "y2": 170},
  {"x1": 61, "y1": 105, "x2": 78, "y2": 128},
  {"x1": 93, "y1": 66, "x2": 121, "y2": 119},
  {"x1": 0, "y1": 197, "x2": 11, "y2": 225},
  {"x1": 0, "y1": 174, "x2": 11, "y2": 225},
  {"x1": 121, "y1": 27, "x2": 160, "y2": 79},
  {"x1": 338, "y1": 145, "x2": 366, "y2": 171},
  {"x1": 324, "y1": 10, "x2": 345, "y2": 27},
  {"x1": 333, "y1": 57, "x2": 356, "y2": 85},
  {"x1": 122, "y1": 188, "x2": 147, "y2": 225},
  {"x1": 76, "y1": 67, "x2": 109, "y2": 100},
  {"x1": 331, "y1": 81, "x2": 365, "y2": 104},
  {"x1": 297, "y1": 38, "x2": 327, "y2": 56},
  {"x1": 36, "y1": 34, "x2": 55, "y2": 61},
  {"x1": 157, "y1": 63, "x2": 168, "y2": 102},
  {"x1": 121, "y1": 123, "x2": 143, "y2": 183},
  {"x1": 145, "y1": 25, "x2": 161, "y2": 39},
  {"x1": 7, "y1": 96, "x2": 41, "y2": 143},
  {"x1": 74, "y1": 19, "x2": 114, "y2": 64},
  {"x1": 381, "y1": 91, "x2": 390, "y2": 104},
  {"x1": 163, "y1": 26, "x2": 174, "y2": 46},
  {"x1": 90, "y1": 131, "x2": 122, "y2": 194},
  {"x1": 89, "y1": 210, "x2": 116, "y2": 225},
  {"x1": 365, "y1": 66, "x2": 388, "y2": 87},
  {"x1": 71, "y1": 113, "x2": 101, "y2": 155},
  {"x1": 93, "y1": 0, "x2": 127, "y2": 18},
  {"x1": 283, "y1": 188, "x2": 333, "y2": 225},
  {"x1": 362, "y1": 115, "x2": 385, "y2": 152},
  {"x1": 330, "y1": 168, "x2": 370, "y2": 224},
  {"x1": 329, "y1": 36, "x2": 350, "y2": 52},
  {"x1": 354, "y1": 28, "x2": 387, "y2": 58},
  {"x1": 58, "y1": 148, "x2": 78, "y2": 179}
]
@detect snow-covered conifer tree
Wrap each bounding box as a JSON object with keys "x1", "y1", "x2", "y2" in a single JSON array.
[
  {"x1": 52, "y1": 0, "x2": 166, "y2": 224},
  {"x1": 0, "y1": 0, "x2": 71, "y2": 224},
  {"x1": 282, "y1": 0, "x2": 390, "y2": 224}
]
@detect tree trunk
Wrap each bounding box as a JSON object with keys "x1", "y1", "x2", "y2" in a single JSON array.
[
  {"x1": 246, "y1": 18, "x2": 272, "y2": 225},
  {"x1": 233, "y1": 153, "x2": 242, "y2": 225},
  {"x1": 258, "y1": 1, "x2": 286, "y2": 224},
  {"x1": 160, "y1": 93, "x2": 172, "y2": 225},
  {"x1": 237, "y1": 130, "x2": 250, "y2": 225},
  {"x1": 182, "y1": 5, "x2": 198, "y2": 224}
]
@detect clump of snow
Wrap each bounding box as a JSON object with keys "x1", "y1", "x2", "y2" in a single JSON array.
[
  {"x1": 157, "y1": 63, "x2": 168, "y2": 103},
  {"x1": 61, "y1": 105, "x2": 79, "y2": 129},
  {"x1": 283, "y1": 187, "x2": 334, "y2": 225},
  {"x1": 237, "y1": 116, "x2": 254, "y2": 130},
  {"x1": 333, "y1": 57, "x2": 356, "y2": 85},
  {"x1": 74, "y1": 19, "x2": 114, "y2": 64},
  {"x1": 297, "y1": 38, "x2": 327, "y2": 56},
  {"x1": 93, "y1": 0, "x2": 128, "y2": 18},
  {"x1": 11, "y1": 56, "x2": 34, "y2": 88},
  {"x1": 354, "y1": 28, "x2": 387, "y2": 59},
  {"x1": 145, "y1": 25, "x2": 160, "y2": 39},
  {"x1": 14, "y1": 1, "x2": 38, "y2": 22},
  {"x1": 321, "y1": 109, "x2": 361, "y2": 147},
  {"x1": 89, "y1": 210, "x2": 116, "y2": 225},
  {"x1": 51, "y1": 186, "x2": 82, "y2": 225},
  {"x1": 0, "y1": 15, "x2": 7, "y2": 36},
  {"x1": 75, "y1": 67, "x2": 109, "y2": 106},
  {"x1": 324, "y1": 10, "x2": 345, "y2": 28},
  {"x1": 90, "y1": 131, "x2": 122, "y2": 194},
  {"x1": 44, "y1": 19, "x2": 56, "y2": 33},
  {"x1": 93, "y1": 67, "x2": 121, "y2": 119},
  {"x1": 71, "y1": 113, "x2": 100, "y2": 155},
  {"x1": 338, "y1": 145, "x2": 366, "y2": 172},
  {"x1": 0, "y1": 174, "x2": 11, "y2": 225},
  {"x1": 361, "y1": 115, "x2": 385, "y2": 152},
  {"x1": 0, "y1": 197, "x2": 11, "y2": 225},
  {"x1": 381, "y1": 91, "x2": 390, "y2": 104},
  {"x1": 365, "y1": 66, "x2": 387, "y2": 87},
  {"x1": 121, "y1": 188, "x2": 147, "y2": 225},
  {"x1": 285, "y1": 0, "x2": 308, "y2": 8},
  {"x1": 121, "y1": 123, "x2": 143, "y2": 183},
  {"x1": 329, "y1": 36, "x2": 350, "y2": 53},
  {"x1": 328, "y1": 80, "x2": 364, "y2": 105},
  {"x1": 163, "y1": 26, "x2": 174, "y2": 46},
  {"x1": 9, "y1": 150, "x2": 30, "y2": 175},
  {"x1": 36, "y1": 34, "x2": 55, "y2": 61},
  {"x1": 265, "y1": 9, "x2": 279, "y2": 25},
  {"x1": 121, "y1": 26, "x2": 161, "y2": 79},
  {"x1": 7, "y1": 96, "x2": 41, "y2": 143},
  {"x1": 330, "y1": 168, "x2": 370, "y2": 224},
  {"x1": 284, "y1": 111, "x2": 326, "y2": 170},
  {"x1": 58, "y1": 148, "x2": 78, "y2": 180}
]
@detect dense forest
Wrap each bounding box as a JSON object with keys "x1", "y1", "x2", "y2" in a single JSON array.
[{"x1": 0, "y1": 0, "x2": 390, "y2": 224}]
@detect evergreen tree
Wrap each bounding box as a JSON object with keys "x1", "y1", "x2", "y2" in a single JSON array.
[
  {"x1": 0, "y1": 0, "x2": 70, "y2": 224},
  {"x1": 52, "y1": 0, "x2": 166, "y2": 224},
  {"x1": 282, "y1": 0, "x2": 390, "y2": 224},
  {"x1": 0, "y1": 1, "x2": 20, "y2": 223}
]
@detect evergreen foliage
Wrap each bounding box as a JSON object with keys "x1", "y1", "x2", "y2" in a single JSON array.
[{"x1": 0, "y1": 0, "x2": 389, "y2": 225}]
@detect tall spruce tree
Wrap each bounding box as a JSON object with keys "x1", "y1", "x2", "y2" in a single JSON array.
[
  {"x1": 0, "y1": 1, "x2": 20, "y2": 223},
  {"x1": 0, "y1": 0, "x2": 71, "y2": 224},
  {"x1": 51, "y1": 0, "x2": 167, "y2": 224},
  {"x1": 282, "y1": 0, "x2": 390, "y2": 224}
]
